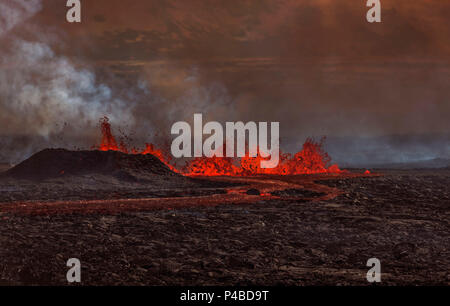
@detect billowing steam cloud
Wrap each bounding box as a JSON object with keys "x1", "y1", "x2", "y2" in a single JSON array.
[
  {"x1": 0, "y1": 39, "x2": 134, "y2": 135},
  {"x1": 0, "y1": 0, "x2": 136, "y2": 161},
  {"x1": 0, "y1": 0, "x2": 42, "y2": 36}
]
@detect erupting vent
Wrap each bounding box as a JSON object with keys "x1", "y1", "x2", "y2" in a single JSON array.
[{"x1": 95, "y1": 117, "x2": 343, "y2": 176}]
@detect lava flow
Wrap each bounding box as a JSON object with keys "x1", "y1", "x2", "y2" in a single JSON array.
[{"x1": 95, "y1": 117, "x2": 343, "y2": 176}]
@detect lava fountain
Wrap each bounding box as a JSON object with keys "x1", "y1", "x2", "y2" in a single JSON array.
[{"x1": 95, "y1": 117, "x2": 343, "y2": 176}]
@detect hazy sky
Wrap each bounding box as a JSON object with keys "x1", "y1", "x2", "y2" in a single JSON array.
[{"x1": 1, "y1": 0, "x2": 449, "y2": 162}]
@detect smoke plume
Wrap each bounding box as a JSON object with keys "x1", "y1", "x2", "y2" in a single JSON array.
[{"x1": 0, "y1": 0, "x2": 138, "y2": 161}]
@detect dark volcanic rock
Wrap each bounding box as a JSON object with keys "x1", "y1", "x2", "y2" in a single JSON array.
[
  {"x1": 271, "y1": 188, "x2": 326, "y2": 198},
  {"x1": 0, "y1": 149, "x2": 236, "y2": 202},
  {"x1": 246, "y1": 189, "x2": 261, "y2": 196},
  {"x1": 4, "y1": 149, "x2": 177, "y2": 181},
  {"x1": 0, "y1": 170, "x2": 449, "y2": 285}
]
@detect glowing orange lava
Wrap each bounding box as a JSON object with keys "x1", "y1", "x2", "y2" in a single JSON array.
[
  {"x1": 95, "y1": 117, "x2": 343, "y2": 176},
  {"x1": 99, "y1": 117, "x2": 119, "y2": 152}
]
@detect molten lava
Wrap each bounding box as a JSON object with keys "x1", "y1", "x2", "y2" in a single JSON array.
[
  {"x1": 99, "y1": 117, "x2": 119, "y2": 152},
  {"x1": 95, "y1": 117, "x2": 343, "y2": 176}
]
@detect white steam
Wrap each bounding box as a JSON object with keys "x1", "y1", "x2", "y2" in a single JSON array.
[
  {"x1": 0, "y1": 0, "x2": 134, "y2": 139},
  {"x1": 0, "y1": 0, "x2": 42, "y2": 36},
  {"x1": 0, "y1": 40, "x2": 133, "y2": 136}
]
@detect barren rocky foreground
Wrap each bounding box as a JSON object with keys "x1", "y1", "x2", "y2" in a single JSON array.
[{"x1": 0, "y1": 169, "x2": 449, "y2": 286}]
